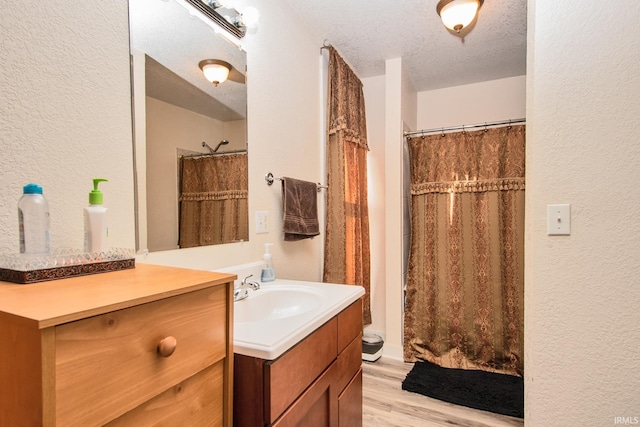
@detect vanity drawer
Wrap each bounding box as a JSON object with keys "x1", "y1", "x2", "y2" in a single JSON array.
[
  {"x1": 335, "y1": 332, "x2": 363, "y2": 395},
  {"x1": 337, "y1": 298, "x2": 363, "y2": 353},
  {"x1": 55, "y1": 285, "x2": 228, "y2": 426},
  {"x1": 106, "y1": 359, "x2": 225, "y2": 426},
  {"x1": 265, "y1": 318, "x2": 338, "y2": 423}
]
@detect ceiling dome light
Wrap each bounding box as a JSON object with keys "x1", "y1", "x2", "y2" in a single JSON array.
[
  {"x1": 436, "y1": 0, "x2": 483, "y2": 33},
  {"x1": 199, "y1": 59, "x2": 231, "y2": 86}
]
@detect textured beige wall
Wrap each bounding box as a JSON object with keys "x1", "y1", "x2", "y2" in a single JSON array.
[
  {"x1": 0, "y1": 1, "x2": 134, "y2": 252},
  {"x1": 526, "y1": 0, "x2": 640, "y2": 424}
]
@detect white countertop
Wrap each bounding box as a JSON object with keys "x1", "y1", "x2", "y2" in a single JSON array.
[{"x1": 233, "y1": 278, "x2": 364, "y2": 360}]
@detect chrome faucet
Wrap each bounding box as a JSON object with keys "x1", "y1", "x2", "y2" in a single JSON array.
[
  {"x1": 234, "y1": 274, "x2": 260, "y2": 302},
  {"x1": 240, "y1": 274, "x2": 261, "y2": 290}
]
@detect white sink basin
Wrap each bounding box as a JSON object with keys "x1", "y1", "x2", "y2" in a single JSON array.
[
  {"x1": 233, "y1": 279, "x2": 364, "y2": 360},
  {"x1": 235, "y1": 285, "x2": 324, "y2": 323}
]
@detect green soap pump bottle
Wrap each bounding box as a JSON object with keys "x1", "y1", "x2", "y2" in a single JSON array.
[{"x1": 84, "y1": 178, "x2": 109, "y2": 253}]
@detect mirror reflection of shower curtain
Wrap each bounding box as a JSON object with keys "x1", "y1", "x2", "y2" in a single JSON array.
[
  {"x1": 179, "y1": 153, "x2": 248, "y2": 248},
  {"x1": 404, "y1": 125, "x2": 525, "y2": 376}
]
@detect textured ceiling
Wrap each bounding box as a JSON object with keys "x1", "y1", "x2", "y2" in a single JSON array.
[
  {"x1": 283, "y1": 0, "x2": 527, "y2": 91},
  {"x1": 129, "y1": 0, "x2": 527, "y2": 119}
]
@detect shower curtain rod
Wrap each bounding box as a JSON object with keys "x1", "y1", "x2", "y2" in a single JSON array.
[
  {"x1": 179, "y1": 149, "x2": 247, "y2": 159},
  {"x1": 404, "y1": 118, "x2": 526, "y2": 137},
  {"x1": 320, "y1": 40, "x2": 331, "y2": 53}
]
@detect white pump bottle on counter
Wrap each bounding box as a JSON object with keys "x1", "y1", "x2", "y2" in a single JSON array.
[
  {"x1": 84, "y1": 178, "x2": 109, "y2": 253},
  {"x1": 260, "y1": 243, "x2": 276, "y2": 282}
]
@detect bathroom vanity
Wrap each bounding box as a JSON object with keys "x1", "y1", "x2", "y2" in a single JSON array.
[
  {"x1": 234, "y1": 289, "x2": 364, "y2": 427},
  {"x1": 0, "y1": 264, "x2": 235, "y2": 426}
]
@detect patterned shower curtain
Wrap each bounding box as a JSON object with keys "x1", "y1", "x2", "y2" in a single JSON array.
[
  {"x1": 179, "y1": 153, "x2": 248, "y2": 248},
  {"x1": 404, "y1": 125, "x2": 525, "y2": 376},
  {"x1": 323, "y1": 46, "x2": 372, "y2": 325}
]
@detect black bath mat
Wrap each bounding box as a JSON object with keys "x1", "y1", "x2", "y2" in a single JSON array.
[{"x1": 402, "y1": 361, "x2": 524, "y2": 418}]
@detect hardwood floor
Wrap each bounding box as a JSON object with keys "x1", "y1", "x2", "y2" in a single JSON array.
[{"x1": 362, "y1": 358, "x2": 525, "y2": 427}]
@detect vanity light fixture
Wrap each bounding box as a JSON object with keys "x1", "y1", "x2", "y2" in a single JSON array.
[
  {"x1": 204, "y1": 0, "x2": 232, "y2": 8},
  {"x1": 199, "y1": 59, "x2": 231, "y2": 86},
  {"x1": 195, "y1": 0, "x2": 259, "y2": 37},
  {"x1": 240, "y1": 7, "x2": 260, "y2": 31},
  {"x1": 436, "y1": 0, "x2": 483, "y2": 33}
]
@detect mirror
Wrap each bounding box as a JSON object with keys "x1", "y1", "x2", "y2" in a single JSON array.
[{"x1": 129, "y1": 0, "x2": 248, "y2": 252}]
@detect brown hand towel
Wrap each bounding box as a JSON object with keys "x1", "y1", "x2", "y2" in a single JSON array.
[{"x1": 282, "y1": 177, "x2": 320, "y2": 241}]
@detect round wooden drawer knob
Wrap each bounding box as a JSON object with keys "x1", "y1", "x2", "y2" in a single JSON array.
[{"x1": 158, "y1": 336, "x2": 177, "y2": 357}]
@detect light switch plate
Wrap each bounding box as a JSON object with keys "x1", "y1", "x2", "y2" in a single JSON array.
[
  {"x1": 547, "y1": 204, "x2": 571, "y2": 235},
  {"x1": 256, "y1": 211, "x2": 269, "y2": 234}
]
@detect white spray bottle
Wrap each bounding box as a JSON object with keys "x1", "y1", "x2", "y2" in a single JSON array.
[
  {"x1": 260, "y1": 243, "x2": 275, "y2": 282},
  {"x1": 84, "y1": 178, "x2": 109, "y2": 253}
]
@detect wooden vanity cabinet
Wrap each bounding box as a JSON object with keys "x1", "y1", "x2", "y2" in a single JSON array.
[
  {"x1": 0, "y1": 264, "x2": 235, "y2": 427},
  {"x1": 234, "y1": 298, "x2": 363, "y2": 427}
]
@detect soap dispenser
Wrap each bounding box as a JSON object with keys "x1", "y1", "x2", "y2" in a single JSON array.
[
  {"x1": 84, "y1": 178, "x2": 109, "y2": 253},
  {"x1": 260, "y1": 243, "x2": 276, "y2": 282}
]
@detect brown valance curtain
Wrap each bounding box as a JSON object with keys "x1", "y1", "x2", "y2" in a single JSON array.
[
  {"x1": 404, "y1": 125, "x2": 525, "y2": 376},
  {"x1": 179, "y1": 153, "x2": 248, "y2": 248},
  {"x1": 323, "y1": 46, "x2": 371, "y2": 325}
]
